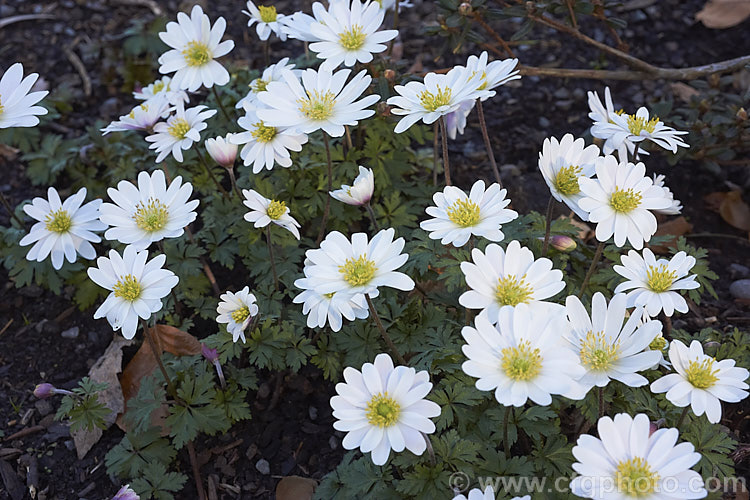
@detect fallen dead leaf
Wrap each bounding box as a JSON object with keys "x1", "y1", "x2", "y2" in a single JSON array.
[
  {"x1": 563, "y1": 215, "x2": 594, "y2": 241},
  {"x1": 651, "y1": 216, "x2": 694, "y2": 253},
  {"x1": 276, "y1": 476, "x2": 318, "y2": 500},
  {"x1": 670, "y1": 82, "x2": 699, "y2": 103},
  {"x1": 696, "y1": 0, "x2": 750, "y2": 28},
  {"x1": 719, "y1": 190, "x2": 750, "y2": 231}
]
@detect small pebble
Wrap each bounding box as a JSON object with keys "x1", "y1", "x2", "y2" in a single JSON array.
[
  {"x1": 255, "y1": 458, "x2": 270, "y2": 475},
  {"x1": 35, "y1": 400, "x2": 52, "y2": 417},
  {"x1": 61, "y1": 326, "x2": 79, "y2": 339},
  {"x1": 729, "y1": 263, "x2": 750, "y2": 280},
  {"x1": 308, "y1": 406, "x2": 318, "y2": 421},
  {"x1": 329, "y1": 436, "x2": 338, "y2": 450},
  {"x1": 729, "y1": 279, "x2": 750, "y2": 300},
  {"x1": 538, "y1": 116, "x2": 550, "y2": 128}
]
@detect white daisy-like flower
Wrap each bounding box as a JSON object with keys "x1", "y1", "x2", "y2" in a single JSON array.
[
  {"x1": 613, "y1": 248, "x2": 699, "y2": 317},
  {"x1": 377, "y1": 0, "x2": 414, "y2": 11},
  {"x1": 145, "y1": 103, "x2": 216, "y2": 163},
  {"x1": 257, "y1": 67, "x2": 379, "y2": 137},
  {"x1": 303, "y1": 228, "x2": 415, "y2": 296},
  {"x1": 244, "y1": 1, "x2": 287, "y2": 41},
  {"x1": 330, "y1": 353, "x2": 441, "y2": 466},
  {"x1": 452, "y1": 486, "x2": 501, "y2": 500},
  {"x1": 420, "y1": 180, "x2": 518, "y2": 247},
  {"x1": 651, "y1": 340, "x2": 749, "y2": 424},
  {"x1": 461, "y1": 305, "x2": 586, "y2": 407},
  {"x1": 330, "y1": 165, "x2": 374, "y2": 206},
  {"x1": 652, "y1": 174, "x2": 682, "y2": 215},
  {"x1": 293, "y1": 276, "x2": 369, "y2": 331},
  {"x1": 644, "y1": 328, "x2": 671, "y2": 370},
  {"x1": 19, "y1": 187, "x2": 106, "y2": 270},
  {"x1": 538, "y1": 134, "x2": 600, "y2": 221},
  {"x1": 231, "y1": 109, "x2": 308, "y2": 173},
  {"x1": 133, "y1": 76, "x2": 189, "y2": 106},
  {"x1": 235, "y1": 58, "x2": 302, "y2": 111},
  {"x1": 216, "y1": 286, "x2": 259, "y2": 343},
  {"x1": 593, "y1": 106, "x2": 689, "y2": 159},
  {"x1": 99, "y1": 170, "x2": 199, "y2": 251},
  {"x1": 0, "y1": 63, "x2": 48, "y2": 128},
  {"x1": 565, "y1": 293, "x2": 662, "y2": 392},
  {"x1": 461, "y1": 51, "x2": 521, "y2": 100},
  {"x1": 443, "y1": 99, "x2": 475, "y2": 140},
  {"x1": 157, "y1": 5, "x2": 235, "y2": 92},
  {"x1": 459, "y1": 240, "x2": 566, "y2": 323},
  {"x1": 570, "y1": 413, "x2": 706, "y2": 499},
  {"x1": 87, "y1": 245, "x2": 179, "y2": 339},
  {"x1": 308, "y1": 0, "x2": 398, "y2": 71},
  {"x1": 205, "y1": 133, "x2": 238, "y2": 168},
  {"x1": 278, "y1": 11, "x2": 318, "y2": 41},
  {"x1": 578, "y1": 156, "x2": 672, "y2": 249},
  {"x1": 101, "y1": 94, "x2": 172, "y2": 135},
  {"x1": 587, "y1": 87, "x2": 640, "y2": 160},
  {"x1": 386, "y1": 67, "x2": 485, "y2": 133},
  {"x1": 242, "y1": 189, "x2": 301, "y2": 239}
]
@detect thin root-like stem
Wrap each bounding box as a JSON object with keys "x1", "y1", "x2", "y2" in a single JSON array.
[
  {"x1": 141, "y1": 319, "x2": 179, "y2": 401},
  {"x1": 476, "y1": 99, "x2": 502, "y2": 188},
  {"x1": 421, "y1": 432, "x2": 436, "y2": 466},
  {"x1": 186, "y1": 440, "x2": 207, "y2": 500},
  {"x1": 432, "y1": 122, "x2": 439, "y2": 186},
  {"x1": 316, "y1": 134, "x2": 334, "y2": 244},
  {"x1": 542, "y1": 196, "x2": 554, "y2": 257},
  {"x1": 0, "y1": 191, "x2": 23, "y2": 227},
  {"x1": 598, "y1": 386, "x2": 605, "y2": 420},
  {"x1": 578, "y1": 241, "x2": 604, "y2": 298},
  {"x1": 365, "y1": 294, "x2": 407, "y2": 365},
  {"x1": 227, "y1": 168, "x2": 242, "y2": 199},
  {"x1": 197, "y1": 152, "x2": 229, "y2": 198},
  {"x1": 503, "y1": 406, "x2": 512, "y2": 459},
  {"x1": 365, "y1": 203, "x2": 380, "y2": 230},
  {"x1": 266, "y1": 225, "x2": 279, "y2": 292},
  {"x1": 676, "y1": 406, "x2": 689, "y2": 429},
  {"x1": 438, "y1": 116, "x2": 452, "y2": 186},
  {"x1": 211, "y1": 86, "x2": 233, "y2": 123}
]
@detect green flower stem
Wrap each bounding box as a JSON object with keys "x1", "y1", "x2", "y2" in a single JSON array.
[
  {"x1": 227, "y1": 166, "x2": 242, "y2": 199},
  {"x1": 598, "y1": 386, "x2": 605, "y2": 420},
  {"x1": 211, "y1": 86, "x2": 232, "y2": 123},
  {"x1": 504, "y1": 405, "x2": 512, "y2": 459},
  {"x1": 476, "y1": 99, "x2": 503, "y2": 188},
  {"x1": 365, "y1": 202, "x2": 380, "y2": 230},
  {"x1": 141, "y1": 319, "x2": 179, "y2": 402},
  {"x1": 676, "y1": 406, "x2": 689, "y2": 428},
  {"x1": 542, "y1": 195, "x2": 555, "y2": 257},
  {"x1": 421, "y1": 432, "x2": 436, "y2": 466},
  {"x1": 0, "y1": 191, "x2": 23, "y2": 227},
  {"x1": 196, "y1": 151, "x2": 229, "y2": 198},
  {"x1": 365, "y1": 293, "x2": 407, "y2": 365},
  {"x1": 316, "y1": 133, "x2": 334, "y2": 244},
  {"x1": 578, "y1": 241, "x2": 605, "y2": 298},
  {"x1": 432, "y1": 122, "x2": 439, "y2": 186},
  {"x1": 266, "y1": 225, "x2": 279, "y2": 292},
  {"x1": 438, "y1": 116, "x2": 452, "y2": 186}
]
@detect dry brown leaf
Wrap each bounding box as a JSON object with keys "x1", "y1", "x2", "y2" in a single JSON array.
[
  {"x1": 72, "y1": 336, "x2": 133, "y2": 458},
  {"x1": 276, "y1": 476, "x2": 317, "y2": 500},
  {"x1": 696, "y1": 0, "x2": 750, "y2": 28},
  {"x1": 670, "y1": 82, "x2": 699, "y2": 103},
  {"x1": 563, "y1": 215, "x2": 594, "y2": 241},
  {"x1": 651, "y1": 216, "x2": 693, "y2": 253},
  {"x1": 719, "y1": 190, "x2": 750, "y2": 231}
]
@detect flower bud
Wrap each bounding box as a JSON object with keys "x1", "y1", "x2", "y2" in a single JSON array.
[
  {"x1": 458, "y1": 2, "x2": 472, "y2": 15},
  {"x1": 330, "y1": 166, "x2": 375, "y2": 206},
  {"x1": 33, "y1": 383, "x2": 56, "y2": 399},
  {"x1": 205, "y1": 134, "x2": 238, "y2": 169},
  {"x1": 201, "y1": 343, "x2": 219, "y2": 363},
  {"x1": 736, "y1": 107, "x2": 747, "y2": 122},
  {"x1": 377, "y1": 101, "x2": 392, "y2": 117},
  {"x1": 112, "y1": 484, "x2": 140, "y2": 500},
  {"x1": 538, "y1": 235, "x2": 576, "y2": 252},
  {"x1": 383, "y1": 69, "x2": 396, "y2": 83}
]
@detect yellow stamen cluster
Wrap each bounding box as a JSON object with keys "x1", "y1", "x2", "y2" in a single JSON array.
[
  {"x1": 649, "y1": 334, "x2": 667, "y2": 352},
  {"x1": 258, "y1": 5, "x2": 278, "y2": 23},
  {"x1": 44, "y1": 208, "x2": 73, "y2": 234},
  {"x1": 646, "y1": 264, "x2": 677, "y2": 293},
  {"x1": 113, "y1": 274, "x2": 142, "y2": 302},
  {"x1": 418, "y1": 86, "x2": 452, "y2": 112},
  {"x1": 168, "y1": 118, "x2": 191, "y2": 140},
  {"x1": 251, "y1": 121, "x2": 277, "y2": 143},
  {"x1": 133, "y1": 198, "x2": 169, "y2": 232},
  {"x1": 446, "y1": 198, "x2": 481, "y2": 227},
  {"x1": 339, "y1": 25, "x2": 366, "y2": 50},
  {"x1": 298, "y1": 90, "x2": 336, "y2": 121},
  {"x1": 128, "y1": 103, "x2": 149, "y2": 119},
  {"x1": 501, "y1": 341, "x2": 542, "y2": 381},
  {"x1": 182, "y1": 41, "x2": 211, "y2": 67},
  {"x1": 553, "y1": 165, "x2": 583, "y2": 196},
  {"x1": 0, "y1": 96, "x2": 4, "y2": 116},
  {"x1": 231, "y1": 305, "x2": 251, "y2": 324},
  {"x1": 495, "y1": 275, "x2": 533, "y2": 307},
  {"x1": 615, "y1": 457, "x2": 659, "y2": 497},
  {"x1": 339, "y1": 255, "x2": 378, "y2": 287},
  {"x1": 366, "y1": 392, "x2": 401, "y2": 427},
  {"x1": 266, "y1": 200, "x2": 287, "y2": 220},
  {"x1": 685, "y1": 358, "x2": 719, "y2": 389},
  {"x1": 579, "y1": 331, "x2": 620, "y2": 372},
  {"x1": 626, "y1": 114, "x2": 659, "y2": 135},
  {"x1": 609, "y1": 187, "x2": 642, "y2": 213},
  {"x1": 152, "y1": 80, "x2": 166, "y2": 94},
  {"x1": 251, "y1": 78, "x2": 269, "y2": 93}
]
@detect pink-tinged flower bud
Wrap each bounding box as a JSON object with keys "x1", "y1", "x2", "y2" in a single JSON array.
[
  {"x1": 538, "y1": 235, "x2": 577, "y2": 252},
  {"x1": 112, "y1": 484, "x2": 140, "y2": 500},
  {"x1": 205, "y1": 134, "x2": 238, "y2": 169},
  {"x1": 34, "y1": 383, "x2": 56, "y2": 399},
  {"x1": 458, "y1": 2, "x2": 473, "y2": 15},
  {"x1": 201, "y1": 343, "x2": 219, "y2": 363},
  {"x1": 330, "y1": 166, "x2": 375, "y2": 206}
]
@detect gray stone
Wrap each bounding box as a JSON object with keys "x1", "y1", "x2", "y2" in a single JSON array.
[
  {"x1": 329, "y1": 436, "x2": 338, "y2": 450},
  {"x1": 61, "y1": 326, "x2": 79, "y2": 339},
  {"x1": 553, "y1": 88, "x2": 570, "y2": 100},
  {"x1": 35, "y1": 400, "x2": 52, "y2": 417},
  {"x1": 729, "y1": 279, "x2": 750, "y2": 300},
  {"x1": 308, "y1": 406, "x2": 318, "y2": 421},
  {"x1": 255, "y1": 459, "x2": 270, "y2": 475},
  {"x1": 538, "y1": 116, "x2": 550, "y2": 128},
  {"x1": 20, "y1": 285, "x2": 43, "y2": 298},
  {"x1": 729, "y1": 263, "x2": 750, "y2": 280}
]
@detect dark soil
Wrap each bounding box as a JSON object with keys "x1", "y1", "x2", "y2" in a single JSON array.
[{"x1": 1, "y1": 0, "x2": 749, "y2": 499}]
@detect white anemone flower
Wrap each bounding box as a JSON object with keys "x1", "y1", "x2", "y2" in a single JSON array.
[
  {"x1": 236, "y1": 58, "x2": 302, "y2": 111},
  {"x1": 19, "y1": 187, "x2": 106, "y2": 270},
  {"x1": 279, "y1": 11, "x2": 318, "y2": 42},
  {"x1": 243, "y1": 1, "x2": 287, "y2": 41},
  {"x1": 443, "y1": 99, "x2": 475, "y2": 140},
  {"x1": 101, "y1": 95, "x2": 171, "y2": 135},
  {"x1": 231, "y1": 109, "x2": 308, "y2": 173},
  {"x1": 293, "y1": 277, "x2": 369, "y2": 331},
  {"x1": 330, "y1": 165, "x2": 374, "y2": 206},
  {"x1": 205, "y1": 133, "x2": 238, "y2": 168},
  {"x1": 242, "y1": 189, "x2": 301, "y2": 239},
  {"x1": 454, "y1": 487, "x2": 529, "y2": 500},
  {"x1": 538, "y1": 134, "x2": 600, "y2": 221},
  {"x1": 303, "y1": 228, "x2": 415, "y2": 296},
  {"x1": 564, "y1": 293, "x2": 662, "y2": 391},
  {"x1": 461, "y1": 306, "x2": 586, "y2": 407},
  {"x1": 462, "y1": 51, "x2": 521, "y2": 100},
  {"x1": 593, "y1": 106, "x2": 689, "y2": 159},
  {"x1": 308, "y1": 0, "x2": 398, "y2": 70},
  {"x1": 587, "y1": 86, "x2": 640, "y2": 160},
  {"x1": 0, "y1": 63, "x2": 48, "y2": 128},
  {"x1": 570, "y1": 413, "x2": 706, "y2": 499},
  {"x1": 157, "y1": 5, "x2": 235, "y2": 92},
  {"x1": 420, "y1": 180, "x2": 517, "y2": 247},
  {"x1": 99, "y1": 170, "x2": 199, "y2": 251},
  {"x1": 145, "y1": 103, "x2": 216, "y2": 162},
  {"x1": 216, "y1": 286, "x2": 259, "y2": 343},
  {"x1": 578, "y1": 156, "x2": 672, "y2": 249},
  {"x1": 257, "y1": 67, "x2": 379, "y2": 137},
  {"x1": 133, "y1": 76, "x2": 189, "y2": 106},
  {"x1": 459, "y1": 240, "x2": 566, "y2": 323},
  {"x1": 88, "y1": 245, "x2": 179, "y2": 339},
  {"x1": 330, "y1": 353, "x2": 441, "y2": 466},
  {"x1": 613, "y1": 248, "x2": 699, "y2": 317},
  {"x1": 652, "y1": 174, "x2": 682, "y2": 215},
  {"x1": 386, "y1": 67, "x2": 485, "y2": 133},
  {"x1": 651, "y1": 340, "x2": 749, "y2": 424}
]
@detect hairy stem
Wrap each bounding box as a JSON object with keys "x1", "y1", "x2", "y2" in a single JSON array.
[
  {"x1": 141, "y1": 319, "x2": 179, "y2": 401},
  {"x1": 365, "y1": 203, "x2": 380, "y2": 231},
  {"x1": 438, "y1": 116, "x2": 452, "y2": 186},
  {"x1": 476, "y1": 99, "x2": 502, "y2": 188},
  {"x1": 266, "y1": 225, "x2": 279, "y2": 292},
  {"x1": 542, "y1": 196, "x2": 554, "y2": 257},
  {"x1": 432, "y1": 122, "x2": 439, "y2": 186},
  {"x1": 365, "y1": 294, "x2": 407, "y2": 365},
  {"x1": 578, "y1": 241, "x2": 604, "y2": 298},
  {"x1": 676, "y1": 406, "x2": 689, "y2": 429},
  {"x1": 197, "y1": 151, "x2": 229, "y2": 198},
  {"x1": 316, "y1": 133, "x2": 334, "y2": 244},
  {"x1": 504, "y1": 406, "x2": 512, "y2": 459},
  {"x1": 211, "y1": 86, "x2": 233, "y2": 123}
]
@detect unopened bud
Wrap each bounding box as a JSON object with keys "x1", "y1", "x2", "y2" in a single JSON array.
[
  {"x1": 205, "y1": 134, "x2": 238, "y2": 169},
  {"x1": 383, "y1": 69, "x2": 396, "y2": 83},
  {"x1": 201, "y1": 343, "x2": 219, "y2": 363},
  {"x1": 112, "y1": 484, "x2": 140, "y2": 500},
  {"x1": 538, "y1": 235, "x2": 576, "y2": 252},
  {"x1": 458, "y1": 2, "x2": 472, "y2": 15},
  {"x1": 33, "y1": 383, "x2": 73, "y2": 399},
  {"x1": 377, "y1": 101, "x2": 392, "y2": 117},
  {"x1": 736, "y1": 107, "x2": 747, "y2": 122}
]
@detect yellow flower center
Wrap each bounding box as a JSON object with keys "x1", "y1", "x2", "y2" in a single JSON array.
[
  {"x1": 501, "y1": 340, "x2": 542, "y2": 381},
  {"x1": 366, "y1": 392, "x2": 401, "y2": 427},
  {"x1": 266, "y1": 199, "x2": 287, "y2": 220},
  {"x1": 495, "y1": 274, "x2": 533, "y2": 307},
  {"x1": 626, "y1": 114, "x2": 659, "y2": 135},
  {"x1": 339, "y1": 255, "x2": 378, "y2": 287},
  {"x1": 113, "y1": 274, "x2": 142, "y2": 302},
  {"x1": 339, "y1": 25, "x2": 366, "y2": 50},
  {"x1": 685, "y1": 358, "x2": 719, "y2": 389},
  {"x1": 609, "y1": 187, "x2": 642, "y2": 213},
  {"x1": 553, "y1": 165, "x2": 583, "y2": 196},
  {"x1": 152, "y1": 81, "x2": 166, "y2": 94},
  {"x1": 182, "y1": 41, "x2": 211, "y2": 67},
  {"x1": 0, "y1": 96, "x2": 4, "y2": 116},
  {"x1": 44, "y1": 208, "x2": 73, "y2": 234},
  {"x1": 129, "y1": 103, "x2": 149, "y2": 119},
  {"x1": 251, "y1": 121, "x2": 277, "y2": 143},
  {"x1": 168, "y1": 118, "x2": 191, "y2": 140},
  {"x1": 251, "y1": 78, "x2": 269, "y2": 93},
  {"x1": 649, "y1": 334, "x2": 667, "y2": 352},
  {"x1": 231, "y1": 306, "x2": 251, "y2": 324},
  {"x1": 579, "y1": 331, "x2": 620, "y2": 372},
  {"x1": 258, "y1": 5, "x2": 277, "y2": 22},
  {"x1": 646, "y1": 264, "x2": 677, "y2": 293},
  {"x1": 418, "y1": 86, "x2": 452, "y2": 112},
  {"x1": 133, "y1": 198, "x2": 169, "y2": 232},
  {"x1": 615, "y1": 457, "x2": 659, "y2": 497},
  {"x1": 298, "y1": 90, "x2": 336, "y2": 121},
  {"x1": 446, "y1": 198, "x2": 481, "y2": 227}
]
